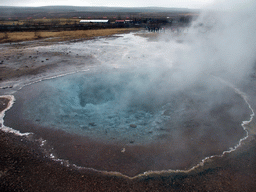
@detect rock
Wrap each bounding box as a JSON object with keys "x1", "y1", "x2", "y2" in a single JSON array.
[
  {"x1": 148, "y1": 131, "x2": 153, "y2": 134},
  {"x1": 129, "y1": 140, "x2": 134, "y2": 143},
  {"x1": 121, "y1": 148, "x2": 125, "y2": 153},
  {"x1": 46, "y1": 58, "x2": 49, "y2": 60},
  {"x1": 130, "y1": 124, "x2": 137, "y2": 128},
  {"x1": 41, "y1": 61, "x2": 44, "y2": 62},
  {"x1": 89, "y1": 122, "x2": 96, "y2": 126},
  {"x1": 80, "y1": 125, "x2": 89, "y2": 129}
]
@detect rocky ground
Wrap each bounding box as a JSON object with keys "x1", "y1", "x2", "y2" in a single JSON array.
[
  {"x1": 0, "y1": 123, "x2": 256, "y2": 191},
  {"x1": 0, "y1": 40, "x2": 96, "y2": 83}
]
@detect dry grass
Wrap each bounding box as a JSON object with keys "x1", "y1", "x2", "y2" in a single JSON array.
[
  {"x1": 0, "y1": 28, "x2": 141, "y2": 43},
  {"x1": 0, "y1": 18, "x2": 81, "y2": 25}
]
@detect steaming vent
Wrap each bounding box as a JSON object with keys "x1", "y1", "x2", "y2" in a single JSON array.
[
  {"x1": 21, "y1": 70, "x2": 184, "y2": 143},
  {"x1": 18, "y1": 68, "x2": 249, "y2": 147}
]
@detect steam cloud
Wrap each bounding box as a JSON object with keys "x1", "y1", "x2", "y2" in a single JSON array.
[{"x1": 175, "y1": 0, "x2": 256, "y2": 85}]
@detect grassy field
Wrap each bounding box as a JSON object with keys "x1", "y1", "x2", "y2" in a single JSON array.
[
  {"x1": 0, "y1": 18, "x2": 82, "y2": 26},
  {"x1": 0, "y1": 28, "x2": 141, "y2": 43}
]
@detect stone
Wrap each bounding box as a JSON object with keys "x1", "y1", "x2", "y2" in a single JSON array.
[
  {"x1": 89, "y1": 122, "x2": 96, "y2": 126},
  {"x1": 130, "y1": 124, "x2": 137, "y2": 128},
  {"x1": 80, "y1": 125, "x2": 89, "y2": 129}
]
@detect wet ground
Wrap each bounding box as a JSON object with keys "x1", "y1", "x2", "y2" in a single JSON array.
[
  {"x1": 1, "y1": 32, "x2": 256, "y2": 191},
  {"x1": 1, "y1": 126, "x2": 256, "y2": 191}
]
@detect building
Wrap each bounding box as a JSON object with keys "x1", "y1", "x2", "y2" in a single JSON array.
[
  {"x1": 115, "y1": 20, "x2": 133, "y2": 24},
  {"x1": 80, "y1": 20, "x2": 109, "y2": 24}
]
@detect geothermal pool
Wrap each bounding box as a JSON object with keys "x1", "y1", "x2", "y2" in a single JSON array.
[
  {"x1": 9, "y1": 69, "x2": 249, "y2": 144},
  {"x1": 2, "y1": 33, "x2": 253, "y2": 177}
]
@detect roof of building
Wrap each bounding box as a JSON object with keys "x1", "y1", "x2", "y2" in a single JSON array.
[
  {"x1": 115, "y1": 20, "x2": 125, "y2": 22},
  {"x1": 80, "y1": 20, "x2": 109, "y2": 23}
]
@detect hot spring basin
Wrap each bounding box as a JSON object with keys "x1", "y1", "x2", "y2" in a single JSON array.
[{"x1": 4, "y1": 69, "x2": 251, "y2": 177}]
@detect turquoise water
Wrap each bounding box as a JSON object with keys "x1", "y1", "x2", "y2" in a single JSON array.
[{"x1": 18, "y1": 69, "x2": 249, "y2": 146}]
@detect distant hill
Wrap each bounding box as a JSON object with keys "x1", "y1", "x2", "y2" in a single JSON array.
[
  {"x1": 0, "y1": 6, "x2": 197, "y2": 13},
  {"x1": 0, "y1": 6, "x2": 199, "y2": 19}
]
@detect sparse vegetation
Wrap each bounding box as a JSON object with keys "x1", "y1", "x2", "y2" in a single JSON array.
[
  {"x1": 0, "y1": 6, "x2": 197, "y2": 44},
  {"x1": 0, "y1": 28, "x2": 140, "y2": 43},
  {"x1": 3, "y1": 31, "x2": 8, "y2": 39},
  {"x1": 34, "y1": 31, "x2": 42, "y2": 39}
]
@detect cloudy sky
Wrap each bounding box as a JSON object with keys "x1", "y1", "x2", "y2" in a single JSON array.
[{"x1": 0, "y1": 0, "x2": 214, "y2": 9}]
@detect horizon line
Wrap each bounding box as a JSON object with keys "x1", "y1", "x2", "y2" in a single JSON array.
[{"x1": 0, "y1": 5, "x2": 199, "y2": 10}]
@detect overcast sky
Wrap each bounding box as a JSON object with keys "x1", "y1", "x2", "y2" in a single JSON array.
[{"x1": 0, "y1": 0, "x2": 214, "y2": 9}]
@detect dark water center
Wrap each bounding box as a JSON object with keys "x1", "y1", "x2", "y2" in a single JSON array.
[{"x1": 4, "y1": 70, "x2": 250, "y2": 176}]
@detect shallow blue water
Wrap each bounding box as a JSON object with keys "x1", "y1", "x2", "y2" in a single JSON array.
[{"x1": 17, "y1": 68, "x2": 249, "y2": 146}]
